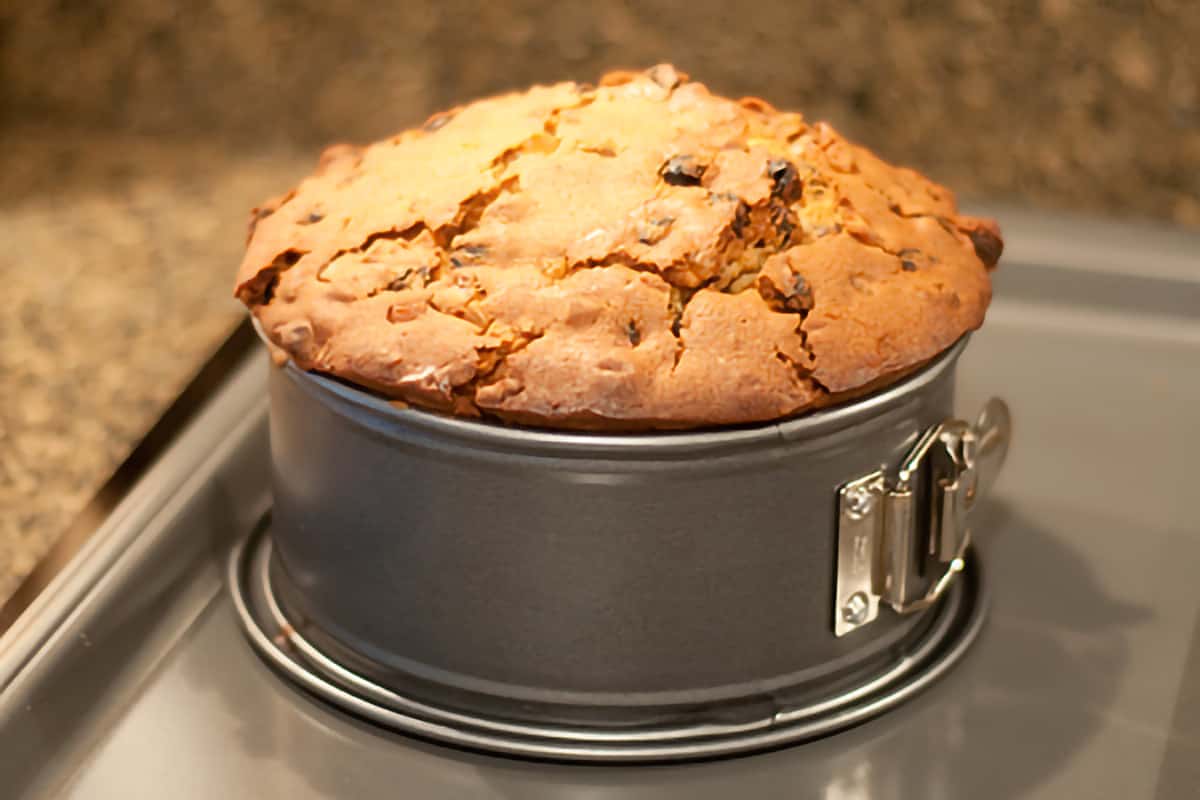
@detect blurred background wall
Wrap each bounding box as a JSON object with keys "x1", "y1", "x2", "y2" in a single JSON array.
[{"x1": 3, "y1": 0, "x2": 1198, "y2": 225}]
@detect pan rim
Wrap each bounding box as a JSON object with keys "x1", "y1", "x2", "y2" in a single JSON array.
[{"x1": 261, "y1": 317, "x2": 969, "y2": 456}]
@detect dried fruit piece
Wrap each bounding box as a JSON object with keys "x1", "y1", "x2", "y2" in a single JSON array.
[
  {"x1": 767, "y1": 158, "x2": 803, "y2": 203},
  {"x1": 382, "y1": 266, "x2": 433, "y2": 292},
  {"x1": 956, "y1": 217, "x2": 1004, "y2": 269},
  {"x1": 897, "y1": 248, "x2": 921, "y2": 272},
  {"x1": 769, "y1": 200, "x2": 796, "y2": 245},
  {"x1": 789, "y1": 273, "x2": 814, "y2": 308},
  {"x1": 659, "y1": 155, "x2": 706, "y2": 187},
  {"x1": 637, "y1": 217, "x2": 675, "y2": 245},
  {"x1": 450, "y1": 244, "x2": 489, "y2": 268}
]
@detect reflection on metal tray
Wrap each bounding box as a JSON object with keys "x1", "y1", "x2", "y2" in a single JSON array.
[{"x1": 1, "y1": 208, "x2": 1199, "y2": 798}]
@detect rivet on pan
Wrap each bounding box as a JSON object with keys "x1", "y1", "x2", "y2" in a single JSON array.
[
  {"x1": 842, "y1": 592, "x2": 870, "y2": 625},
  {"x1": 844, "y1": 486, "x2": 876, "y2": 519}
]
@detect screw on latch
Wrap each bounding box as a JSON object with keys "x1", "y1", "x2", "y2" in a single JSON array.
[
  {"x1": 841, "y1": 591, "x2": 870, "y2": 626},
  {"x1": 844, "y1": 486, "x2": 876, "y2": 520}
]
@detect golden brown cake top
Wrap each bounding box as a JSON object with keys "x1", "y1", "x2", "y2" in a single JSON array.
[{"x1": 235, "y1": 65, "x2": 1001, "y2": 431}]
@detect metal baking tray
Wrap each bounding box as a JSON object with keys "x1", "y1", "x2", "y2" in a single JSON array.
[{"x1": 1, "y1": 208, "x2": 1198, "y2": 797}]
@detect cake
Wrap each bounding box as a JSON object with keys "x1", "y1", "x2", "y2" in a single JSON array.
[{"x1": 235, "y1": 65, "x2": 1001, "y2": 431}]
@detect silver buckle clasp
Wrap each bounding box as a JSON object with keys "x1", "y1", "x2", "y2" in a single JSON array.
[{"x1": 833, "y1": 398, "x2": 1011, "y2": 636}]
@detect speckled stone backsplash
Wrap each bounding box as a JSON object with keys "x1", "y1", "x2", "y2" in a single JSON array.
[
  {"x1": 6, "y1": 0, "x2": 1199, "y2": 224},
  {"x1": 1, "y1": 0, "x2": 1197, "y2": 604}
]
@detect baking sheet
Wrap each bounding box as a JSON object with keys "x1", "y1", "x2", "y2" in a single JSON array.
[{"x1": 1, "y1": 209, "x2": 1198, "y2": 798}]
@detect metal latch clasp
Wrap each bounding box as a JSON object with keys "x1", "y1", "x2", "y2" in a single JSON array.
[{"x1": 833, "y1": 398, "x2": 1011, "y2": 636}]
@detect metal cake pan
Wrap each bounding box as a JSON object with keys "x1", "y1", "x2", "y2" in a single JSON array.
[{"x1": 262, "y1": 329, "x2": 1001, "y2": 731}]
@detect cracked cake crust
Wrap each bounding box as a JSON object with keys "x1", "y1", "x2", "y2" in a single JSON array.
[{"x1": 234, "y1": 65, "x2": 1000, "y2": 431}]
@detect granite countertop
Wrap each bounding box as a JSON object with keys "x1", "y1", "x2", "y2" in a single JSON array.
[
  {"x1": 1, "y1": 0, "x2": 1198, "y2": 608},
  {"x1": 0, "y1": 130, "x2": 311, "y2": 603}
]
